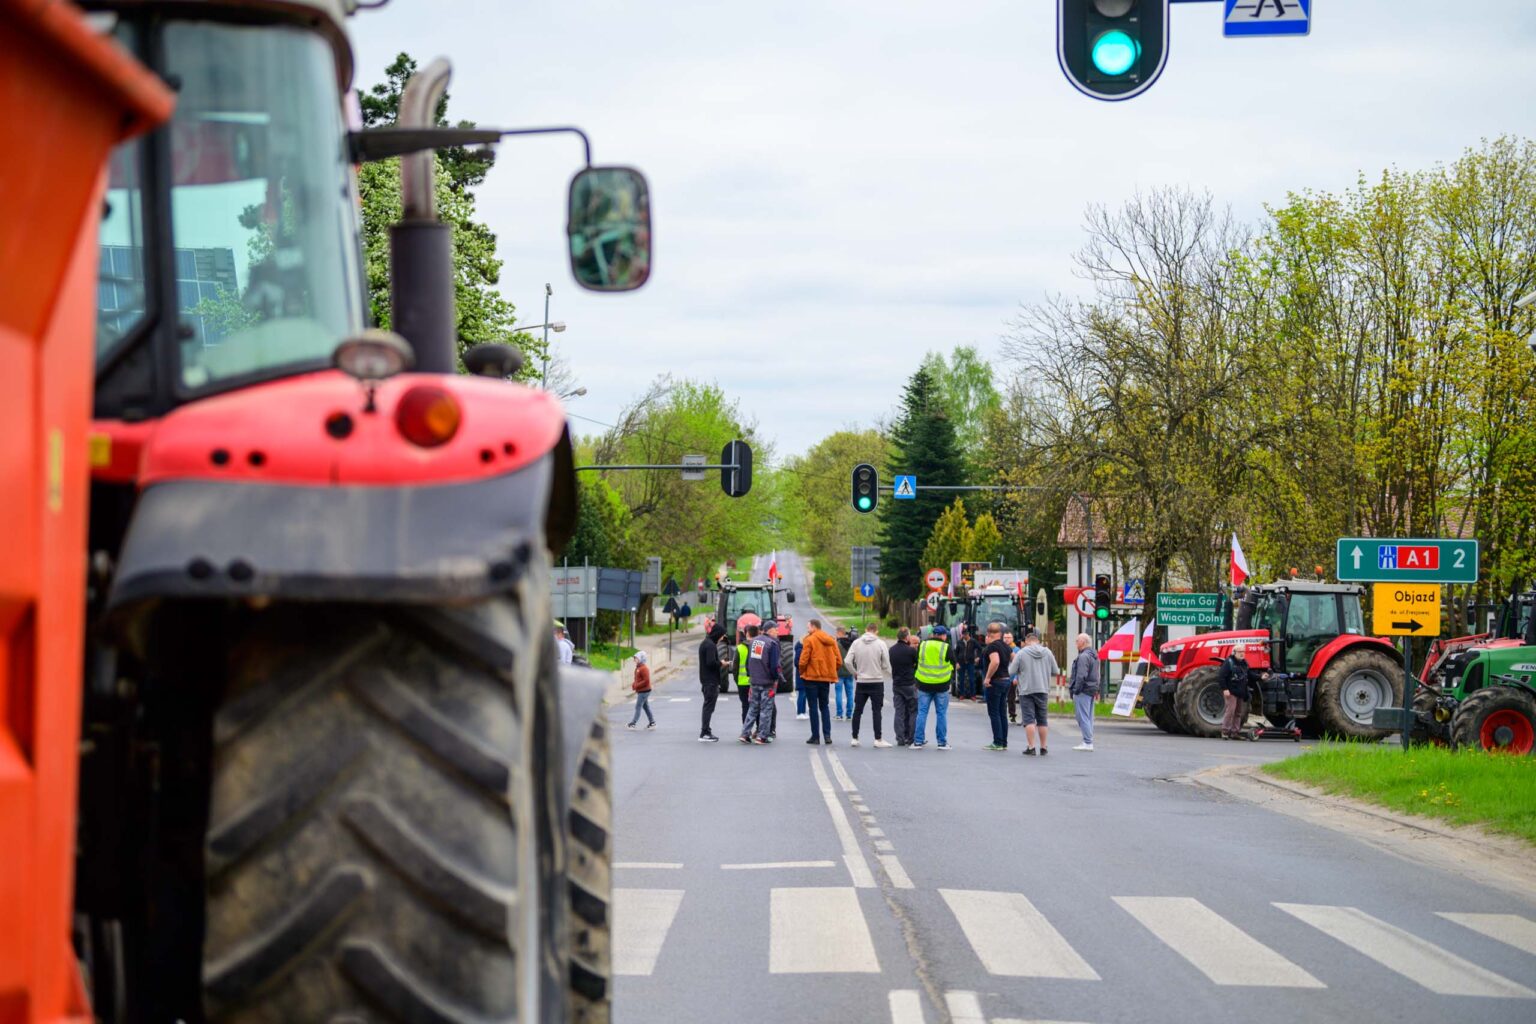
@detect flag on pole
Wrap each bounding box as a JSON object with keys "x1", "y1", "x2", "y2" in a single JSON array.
[
  {"x1": 1231, "y1": 533, "x2": 1250, "y2": 587},
  {"x1": 1139, "y1": 619, "x2": 1161, "y2": 668},
  {"x1": 1098, "y1": 617, "x2": 1139, "y2": 659},
  {"x1": 767, "y1": 551, "x2": 779, "y2": 582}
]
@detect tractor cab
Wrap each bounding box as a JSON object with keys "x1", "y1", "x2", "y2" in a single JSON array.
[
  {"x1": 970, "y1": 588, "x2": 1025, "y2": 637},
  {"x1": 1237, "y1": 581, "x2": 1368, "y2": 677}
]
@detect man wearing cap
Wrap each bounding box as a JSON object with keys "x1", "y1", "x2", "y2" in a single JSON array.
[
  {"x1": 697, "y1": 625, "x2": 724, "y2": 742},
  {"x1": 912, "y1": 625, "x2": 955, "y2": 750}
]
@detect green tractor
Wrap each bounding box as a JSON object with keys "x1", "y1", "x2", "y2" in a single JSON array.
[{"x1": 1407, "y1": 644, "x2": 1536, "y2": 754}]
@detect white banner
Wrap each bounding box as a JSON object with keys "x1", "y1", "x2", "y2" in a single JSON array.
[{"x1": 1112, "y1": 674, "x2": 1144, "y2": 717}]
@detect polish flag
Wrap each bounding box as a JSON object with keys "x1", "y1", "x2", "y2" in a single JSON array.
[
  {"x1": 1139, "y1": 619, "x2": 1162, "y2": 668},
  {"x1": 767, "y1": 552, "x2": 779, "y2": 582},
  {"x1": 1231, "y1": 533, "x2": 1250, "y2": 587},
  {"x1": 1098, "y1": 618, "x2": 1140, "y2": 660}
]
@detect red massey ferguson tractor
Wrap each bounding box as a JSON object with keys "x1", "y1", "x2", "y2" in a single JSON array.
[
  {"x1": 68, "y1": 1, "x2": 651, "y2": 1020},
  {"x1": 1141, "y1": 581, "x2": 1404, "y2": 740}
]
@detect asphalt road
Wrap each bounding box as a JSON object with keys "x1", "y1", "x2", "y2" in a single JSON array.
[{"x1": 605, "y1": 552, "x2": 1536, "y2": 1024}]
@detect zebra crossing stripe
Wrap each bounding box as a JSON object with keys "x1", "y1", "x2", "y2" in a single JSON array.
[
  {"x1": 1437, "y1": 912, "x2": 1536, "y2": 958},
  {"x1": 1276, "y1": 903, "x2": 1535, "y2": 998},
  {"x1": 940, "y1": 890, "x2": 1099, "y2": 980},
  {"x1": 888, "y1": 989, "x2": 926, "y2": 1024},
  {"x1": 613, "y1": 889, "x2": 684, "y2": 976},
  {"x1": 944, "y1": 991, "x2": 986, "y2": 1024},
  {"x1": 770, "y1": 887, "x2": 880, "y2": 973},
  {"x1": 1114, "y1": 897, "x2": 1323, "y2": 988}
]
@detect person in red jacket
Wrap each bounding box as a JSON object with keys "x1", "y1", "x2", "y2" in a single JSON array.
[{"x1": 627, "y1": 651, "x2": 655, "y2": 730}]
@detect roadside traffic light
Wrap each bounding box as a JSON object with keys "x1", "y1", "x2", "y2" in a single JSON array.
[
  {"x1": 851, "y1": 463, "x2": 878, "y2": 514},
  {"x1": 721, "y1": 439, "x2": 752, "y2": 497},
  {"x1": 1094, "y1": 573, "x2": 1113, "y2": 620},
  {"x1": 1057, "y1": 0, "x2": 1170, "y2": 102}
]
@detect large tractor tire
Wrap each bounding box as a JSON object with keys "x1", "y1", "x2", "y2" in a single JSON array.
[
  {"x1": 202, "y1": 599, "x2": 564, "y2": 1024},
  {"x1": 567, "y1": 713, "x2": 613, "y2": 1023},
  {"x1": 1145, "y1": 696, "x2": 1182, "y2": 734},
  {"x1": 1173, "y1": 667, "x2": 1225, "y2": 738},
  {"x1": 1313, "y1": 647, "x2": 1403, "y2": 741},
  {"x1": 1451, "y1": 687, "x2": 1536, "y2": 755}
]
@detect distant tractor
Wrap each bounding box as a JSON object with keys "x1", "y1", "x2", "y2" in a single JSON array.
[
  {"x1": 1417, "y1": 586, "x2": 1535, "y2": 691},
  {"x1": 1401, "y1": 645, "x2": 1536, "y2": 754},
  {"x1": 1142, "y1": 581, "x2": 1404, "y2": 740},
  {"x1": 712, "y1": 580, "x2": 796, "y2": 689}
]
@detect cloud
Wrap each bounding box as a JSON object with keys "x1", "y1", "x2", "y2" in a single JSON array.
[{"x1": 350, "y1": 0, "x2": 1536, "y2": 458}]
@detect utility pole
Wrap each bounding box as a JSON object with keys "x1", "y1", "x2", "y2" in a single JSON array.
[{"x1": 540, "y1": 282, "x2": 552, "y2": 388}]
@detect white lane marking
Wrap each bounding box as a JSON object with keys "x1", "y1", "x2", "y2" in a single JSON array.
[
  {"x1": 994, "y1": 1020, "x2": 1099, "y2": 1024},
  {"x1": 944, "y1": 991, "x2": 986, "y2": 1024},
  {"x1": 808, "y1": 750, "x2": 876, "y2": 888},
  {"x1": 1114, "y1": 897, "x2": 1323, "y2": 988},
  {"x1": 826, "y1": 749, "x2": 858, "y2": 792},
  {"x1": 1276, "y1": 903, "x2": 1535, "y2": 998},
  {"x1": 1438, "y1": 912, "x2": 1536, "y2": 958},
  {"x1": 613, "y1": 889, "x2": 684, "y2": 976},
  {"x1": 867, "y1": 827, "x2": 885, "y2": 837},
  {"x1": 613, "y1": 862, "x2": 682, "y2": 869},
  {"x1": 875, "y1": 839, "x2": 895, "y2": 852},
  {"x1": 721, "y1": 860, "x2": 837, "y2": 870},
  {"x1": 940, "y1": 890, "x2": 1100, "y2": 980},
  {"x1": 888, "y1": 989, "x2": 926, "y2": 1024},
  {"x1": 878, "y1": 854, "x2": 914, "y2": 890},
  {"x1": 666, "y1": 697, "x2": 693, "y2": 702},
  {"x1": 769, "y1": 887, "x2": 881, "y2": 973}
]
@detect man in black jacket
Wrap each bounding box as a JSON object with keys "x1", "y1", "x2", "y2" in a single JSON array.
[
  {"x1": 698, "y1": 625, "x2": 724, "y2": 742},
  {"x1": 1218, "y1": 643, "x2": 1252, "y2": 740},
  {"x1": 889, "y1": 627, "x2": 919, "y2": 746}
]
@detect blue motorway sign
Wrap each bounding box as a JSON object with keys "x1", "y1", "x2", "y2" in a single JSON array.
[
  {"x1": 893, "y1": 475, "x2": 917, "y2": 499},
  {"x1": 1224, "y1": 0, "x2": 1310, "y2": 37}
]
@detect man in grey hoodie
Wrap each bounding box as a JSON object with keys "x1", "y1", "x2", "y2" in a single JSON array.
[
  {"x1": 1069, "y1": 632, "x2": 1100, "y2": 751},
  {"x1": 1010, "y1": 631, "x2": 1059, "y2": 756},
  {"x1": 844, "y1": 622, "x2": 893, "y2": 748}
]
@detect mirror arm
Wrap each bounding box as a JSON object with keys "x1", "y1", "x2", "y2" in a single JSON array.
[{"x1": 349, "y1": 125, "x2": 593, "y2": 167}]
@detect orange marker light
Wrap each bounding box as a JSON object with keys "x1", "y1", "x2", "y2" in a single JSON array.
[{"x1": 396, "y1": 385, "x2": 461, "y2": 447}]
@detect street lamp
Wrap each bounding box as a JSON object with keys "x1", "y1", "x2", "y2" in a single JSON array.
[
  {"x1": 510, "y1": 321, "x2": 566, "y2": 333},
  {"x1": 558, "y1": 386, "x2": 587, "y2": 400}
]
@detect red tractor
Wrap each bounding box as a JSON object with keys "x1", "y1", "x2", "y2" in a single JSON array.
[
  {"x1": 1142, "y1": 581, "x2": 1404, "y2": 740},
  {"x1": 50, "y1": 1, "x2": 651, "y2": 1020}
]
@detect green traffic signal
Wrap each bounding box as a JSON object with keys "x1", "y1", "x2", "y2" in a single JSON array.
[
  {"x1": 1091, "y1": 30, "x2": 1139, "y2": 77},
  {"x1": 1095, "y1": 605, "x2": 1110, "y2": 620},
  {"x1": 857, "y1": 496, "x2": 873, "y2": 511},
  {"x1": 851, "y1": 463, "x2": 878, "y2": 514}
]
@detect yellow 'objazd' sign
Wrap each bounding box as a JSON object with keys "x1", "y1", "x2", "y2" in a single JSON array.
[{"x1": 1371, "y1": 583, "x2": 1441, "y2": 637}]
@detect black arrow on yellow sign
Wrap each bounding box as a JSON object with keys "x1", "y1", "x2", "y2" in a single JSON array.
[{"x1": 1391, "y1": 619, "x2": 1426, "y2": 633}]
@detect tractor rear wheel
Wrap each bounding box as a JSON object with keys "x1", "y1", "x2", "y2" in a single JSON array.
[
  {"x1": 201, "y1": 600, "x2": 562, "y2": 1024},
  {"x1": 1451, "y1": 687, "x2": 1536, "y2": 755},
  {"x1": 1313, "y1": 648, "x2": 1402, "y2": 740},
  {"x1": 1173, "y1": 667, "x2": 1225, "y2": 738},
  {"x1": 567, "y1": 713, "x2": 613, "y2": 1023},
  {"x1": 1145, "y1": 696, "x2": 1181, "y2": 734}
]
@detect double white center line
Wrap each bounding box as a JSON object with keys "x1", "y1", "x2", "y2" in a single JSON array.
[
  {"x1": 808, "y1": 749, "x2": 876, "y2": 888},
  {"x1": 820, "y1": 749, "x2": 915, "y2": 890}
]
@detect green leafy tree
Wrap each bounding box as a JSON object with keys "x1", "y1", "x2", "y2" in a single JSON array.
[
  {"x1": 356, "y1": 53, "x2": 536, "y2": 373},
  {"x1": 782, "y1": 429, "x2": 889, "y2": 592},
  {"x1": 880, "y1": 366, "x2": 967, "y2": 599},
  {"x1": 967, "y1": 512, "x2": 1003, "y2": 565},
  {"x1": 921, "y1": 499, "x2": 973, "y2": 579}
]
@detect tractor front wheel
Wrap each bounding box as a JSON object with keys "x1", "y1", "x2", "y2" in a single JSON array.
[
  {"x1": 1451, "y1": 687, "x2": 1536, "y2": 755},
  {"x1": 1172, "y1": 667, "x2": 1225, "y2": 738},
  {"x1": 1313, "y1": 648, "x2": 1402, "y2": 741},
  {"x1": 567, "y1": 713, "x2": 613, "y2": 1023},
  {"x1": 202, "y1": 601, "x2": 561, "y2": 1023},
  {"x1": 1145, "y1": 696, "x2": 1182, "y2": 734}
]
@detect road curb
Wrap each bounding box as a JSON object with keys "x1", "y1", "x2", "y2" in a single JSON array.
[{"x1": 1192, "y1": 763, "x2": 1536, "y2": 906}]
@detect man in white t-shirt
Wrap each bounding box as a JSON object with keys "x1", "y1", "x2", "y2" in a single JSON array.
[{"x1": 555, "y1": 625, "x2": 575, "y2": 665}]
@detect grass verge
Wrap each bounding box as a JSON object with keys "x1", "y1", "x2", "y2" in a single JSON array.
[
  {"x1": 587, "y1": 642, "x2": 638, "y2": 673},
  {"x1": 1262, "y1": 742, "x2": 1536, "y2": 845}
]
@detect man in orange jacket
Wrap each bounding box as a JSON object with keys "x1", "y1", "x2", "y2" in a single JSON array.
[{"x1": 797, "y1": 618, "x2": 841, "y2": 745}]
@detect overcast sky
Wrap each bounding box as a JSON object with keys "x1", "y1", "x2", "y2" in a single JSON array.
[{"x1": 350, "y1": 1, "x2": 1536, "y2": 461}]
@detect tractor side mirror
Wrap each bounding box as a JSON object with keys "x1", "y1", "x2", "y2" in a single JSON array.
[
  {"x1": 568, "y1": 166, "x2": 651, "y2": 292},
  {"x1": 786, "y1": 591, "x2": 796, "y2": 604}
]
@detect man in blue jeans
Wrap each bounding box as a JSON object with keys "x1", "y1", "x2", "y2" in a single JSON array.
[
  {"x1": 1070, "y1": 631, "x2": 1099, "y2": 751},
  {"x1": 979, "y1": 622, "x2": 1012, "y2": 750},
  {"x1": 912, "y1": 625, "x2": 954, "y2": 749},
  {"x1": 834, "y1": 626, "x2": 854, "y2": 720}
]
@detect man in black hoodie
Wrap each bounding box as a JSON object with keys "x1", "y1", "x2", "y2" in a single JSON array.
[
  {"x1": 698, "y1": 625, "x2": 724, "y2": 742},
  {"x1": 889, "y1": 627, "x2": 919, "y2": 746}
]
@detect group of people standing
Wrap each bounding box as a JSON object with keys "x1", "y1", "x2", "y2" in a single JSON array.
[{"x1": 689, "y1": 617, "x2": 1106, "y2": 753}]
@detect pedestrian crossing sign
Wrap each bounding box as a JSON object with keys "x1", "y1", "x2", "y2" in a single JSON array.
[
  {"x1": 894, "y1": 475, "x2": 917, "y2": 499},
  {"x1": 1224, "y1": 0, "x2": 1310, "y2": 37}
]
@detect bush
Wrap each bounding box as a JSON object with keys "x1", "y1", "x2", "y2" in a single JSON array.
[{"x1": 886, "y1": 617, "x2": 901, "y2": 629}]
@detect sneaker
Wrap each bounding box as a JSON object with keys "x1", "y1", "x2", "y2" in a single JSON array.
[
  {"x1": 1041, "y1": 747, "x2": 1048, "y2": 756},
  {"x1": 822, "y1": 738, "x2": 833, "y2": 745},
  {"x1": 937, "y1": 743, "x2": 953, "y2": 750},
  {"x1": 699, "y1": 734, "x2": 719, "y2": 743},
  {"x1": 850, "y1": 738, "x2": 861, "y2": 747},
  {"x1": 1022, "y1": 748, "x2": 1037, "y2": 756},
  {"x1": 873, "y1": 740, "x2": 892, "y2": 748},
  {"x1": 984, "y1": 743, "x2": 1003, "y2": 751},
  {"x1": 806, "y1": 736, "x2": 820, "y2": 745},
  {"x1": 647, "y1": 723, "x2": 656, "y2": 730},
  {"x1": 626, "y1": 723, "x2": 636, "y2": 730},
  {"x1": 738, "y1": 736, "x2": 751, "y2": 744},
  {"x1": 911, "y1": 742, "x2": 926, "y2": 749},
  {"x1": 1073, "y1": 743, "x2": 1094, "y2": 751},
  {"x1": 752, "y1": 737, "x2": 768, "y2": 745},
  {"x1": 796, "y1": 713, "x2": 809, "y2": 720}
]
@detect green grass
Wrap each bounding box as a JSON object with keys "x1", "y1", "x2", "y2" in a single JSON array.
[
  {"x1": 1262, "y1": 742, "x2": 1536, "y2": 845},
  {"x1": 587, "y1": 642, "x2": 638, "y2": 673},
  {"x1": 816, "y1": 603, "x2": 897, "y2": 638},
  {"x1": 1044, "y1": 700, "x2": 1145, "y2": 720}
]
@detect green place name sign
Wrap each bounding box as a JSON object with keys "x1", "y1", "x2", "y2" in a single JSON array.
[
  {"x1": 1155, "y1": 592, "x2": 1222, "y2": 627},
  {"x1": 1335, "y1": 537, "x2": 1478, "y2": 585}
]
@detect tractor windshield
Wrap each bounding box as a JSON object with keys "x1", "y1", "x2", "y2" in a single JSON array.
[
  {"x1": 974, "y1": 596, "x2": 1018, "y2": 631},
  {"x1": 97, "y1": 20, "x2": 363, "y2": 391},
  {"x1": 723, "y1": 588, "x2": 773, "y2": 624}
]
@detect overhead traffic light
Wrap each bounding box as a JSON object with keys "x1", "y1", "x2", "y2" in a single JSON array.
[
  {"x1": 1094, "y1": 573, "x2": 1113, "y2": 620},
  {"x1": 1057, "y1": 0, "x2": 1170, "y2": 102},
  {"x1": 721, "y1": 439, "x2": 752, "y2": 497},
  {"x1": 851, "y1": 463, "x2": 878, "y2": 514}
]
